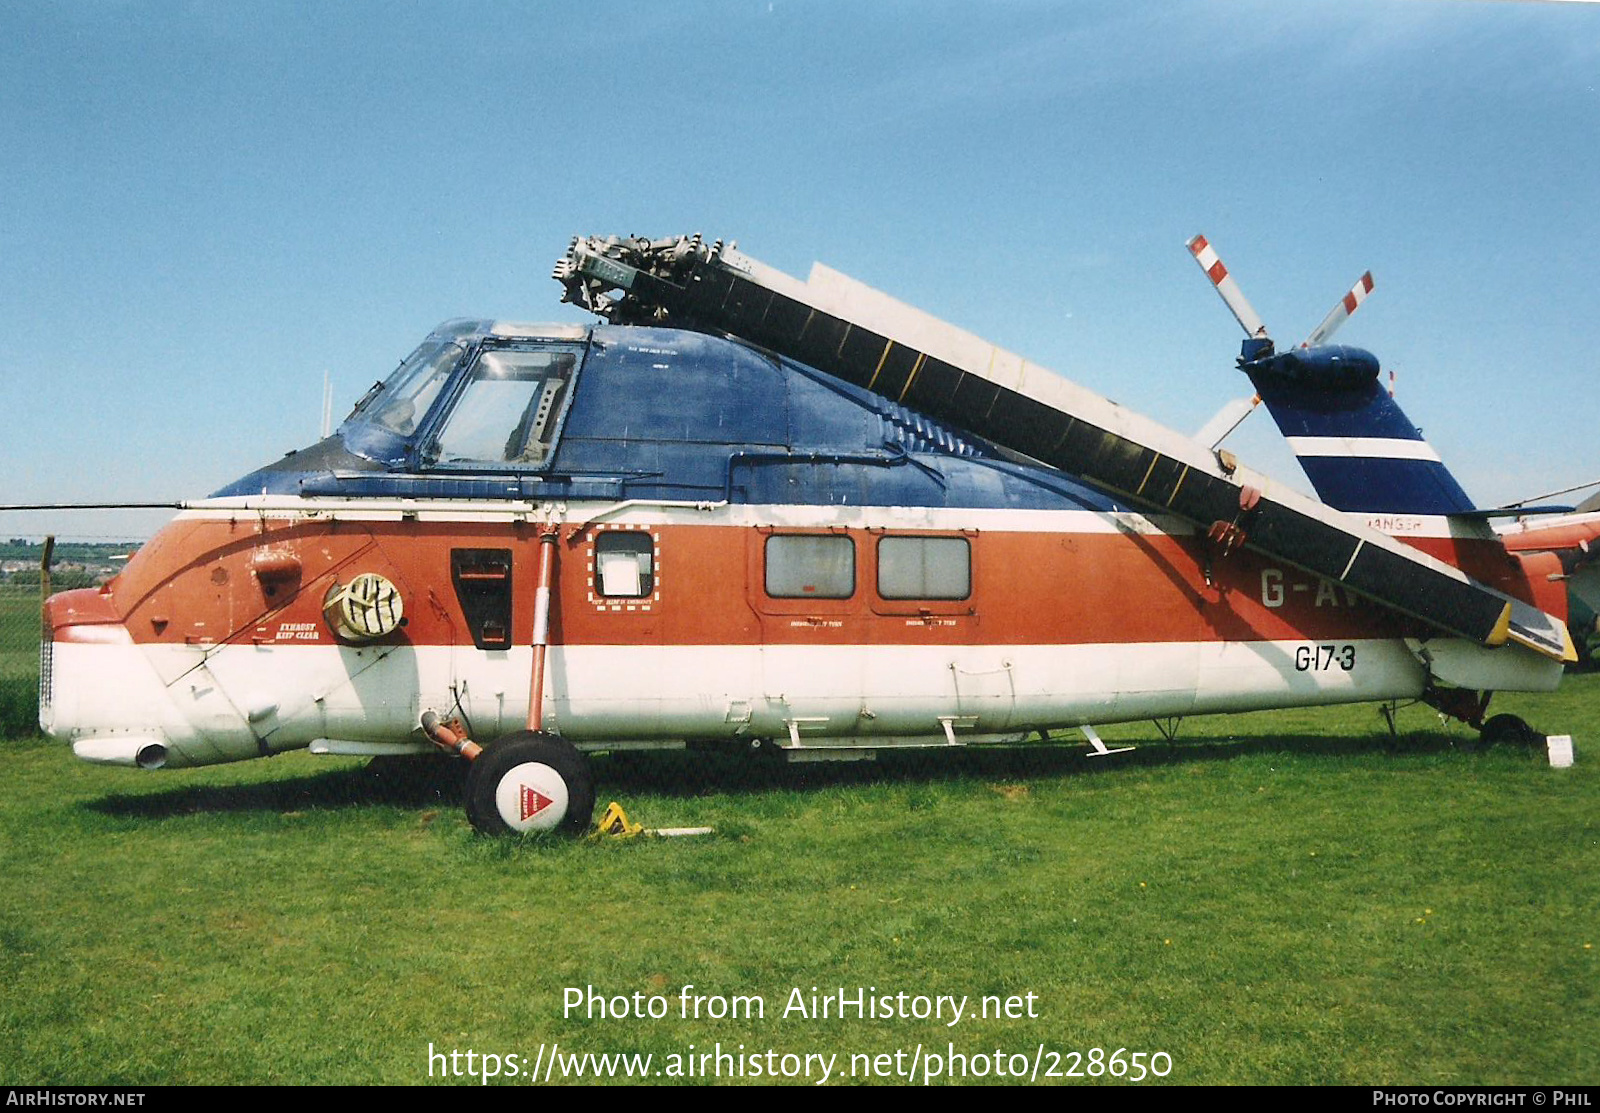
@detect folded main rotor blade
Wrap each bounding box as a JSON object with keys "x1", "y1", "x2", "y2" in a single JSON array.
[{"x1": 554, "y1": 233, "x2": 1573, "y2": 662}]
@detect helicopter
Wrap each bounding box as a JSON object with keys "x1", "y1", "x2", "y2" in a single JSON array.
[
  {"x1": 38, "y1": 233, "x2": 1576, "y2": 835},
  {"x1": 1497, "y1": 503, "x2": 1600, "y2": 667}
]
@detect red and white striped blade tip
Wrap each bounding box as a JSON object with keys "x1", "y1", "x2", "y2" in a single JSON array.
[
  {"x1": 1186, "y1": 234, "x2": 1268, "y2": 340},
  {"x1": 1304, "y1": 271, "x2": 1375, "y2": 347}
]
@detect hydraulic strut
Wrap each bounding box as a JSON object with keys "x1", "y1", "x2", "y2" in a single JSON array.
[{"x1": 527, "y1": 524, "x2": 560, "y2": 732}]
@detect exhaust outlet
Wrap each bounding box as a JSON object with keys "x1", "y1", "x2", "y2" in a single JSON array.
[{"x1": 136, "y1": 743, "x2": 168, "y2": 770}]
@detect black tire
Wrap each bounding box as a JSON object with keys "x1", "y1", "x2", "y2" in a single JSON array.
[
  {"x1": 464, "y1": 731, "x2": 595, "y2": 836},
  {"x1": 1479, "y1": 713, "x2": 1542, "y2": 748}
]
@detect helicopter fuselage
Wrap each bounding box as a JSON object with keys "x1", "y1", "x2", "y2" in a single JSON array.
[{"x1": 41, "y1": 320, "x2": 1564, "y2": 772}]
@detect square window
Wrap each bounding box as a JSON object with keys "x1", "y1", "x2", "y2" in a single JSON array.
[
  {"x1": 765, "y1": 535, "x2": 855, "y2": 599},
  {"x1": 595, "y1": 532, "x2": 654, "y2": 598},
  {"x1": 878, "y1": 536, "x2": 970, "y2": 600}
]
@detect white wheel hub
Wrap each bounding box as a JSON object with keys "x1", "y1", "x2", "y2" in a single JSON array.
[{"x1": 493, "y1": 761, "x2": 570, "y2": 832}]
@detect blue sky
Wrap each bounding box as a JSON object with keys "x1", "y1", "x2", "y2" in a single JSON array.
[{"x1": 2, "y1": 0, "x2": 1596, "y2": 538}]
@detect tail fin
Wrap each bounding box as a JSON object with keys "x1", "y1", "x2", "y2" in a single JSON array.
[
  {"x1": 1185, "y1": 234, "x2": 1476, "y2": 517},
  {"x1": 1187, "y1": 234, "x2": 1573, "y2": 660},
  {"x1": 1244, "y1": 346, "x2": 1478, "y2": 516}
]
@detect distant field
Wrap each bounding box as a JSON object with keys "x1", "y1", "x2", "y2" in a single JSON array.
[
  {"x1": 0, "y1": 584, "x2": 41, "y2": 677},
  {"x1": 0, "y1": 586, "x2": 41, "y2": 737},
  {"x1": 1, "y1": 676, "x2": 1595, "y2": 1086}
]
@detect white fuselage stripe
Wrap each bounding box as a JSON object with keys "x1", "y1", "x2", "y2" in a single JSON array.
[
  {"x1": 176, "y1": 493, "x2": 1512, "y2": 543},
  {"x1": 175, "y1": 497, "x2": 1192, "y2": 537},
  {"x1": 45, "y1": 637, "x2": 1481, "y2": 768},
  {"x1": 1359, "y1": 513, "x2": 1500, "y2": 540}
]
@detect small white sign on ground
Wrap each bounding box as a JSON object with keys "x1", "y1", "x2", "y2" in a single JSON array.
[{"x1": 1547, "y1": 734, "x2": 1574, "y2": 768}]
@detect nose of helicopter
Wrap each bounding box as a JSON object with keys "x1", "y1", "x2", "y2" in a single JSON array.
[{"x1": 41, "y1": 588, "x2": 255, "y2": 769}]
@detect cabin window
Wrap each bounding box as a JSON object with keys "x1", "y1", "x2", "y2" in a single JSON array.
[
  {"x1": 361, "y1": 338, "x2": 465, "y2": 436},
  {"x1": 765, "y1": 535, "x2": 854, "y2": 599},
  {"x1": 430, "y1": 348, "x2": 577, "y2": 466},
  {"x1": 877, "y1": 536, "x2": 970, "y2": 600},
  {"x1": 595, "y1": 532, "x2": 654, "y2": 598}
]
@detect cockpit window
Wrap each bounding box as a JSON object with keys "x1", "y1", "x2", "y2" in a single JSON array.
[
  {"x1": 359, "y1": 338, "x2": 466, "y2": 436},
  {"x1": 428, "y1": 347, "x2": 579, "y2": 467}
]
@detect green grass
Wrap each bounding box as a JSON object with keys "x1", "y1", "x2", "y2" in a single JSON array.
[
  {"x1": 1, "y1": 678, "x2": 1596, "y2": 1086},
  {"x1": 0, "y1": 584, "x2": 41, "y2": 676},
  {"x1": 0, "y1": 585, "x2": 42, "y2": 737}
]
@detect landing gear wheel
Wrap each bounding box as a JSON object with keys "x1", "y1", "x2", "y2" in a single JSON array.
[
  {"x1": 1478, "y1": 714, "x2": 1541, "y2": 748},
  {"x1": 464, "y1": 731, "x2": 595, "y2": 836}
]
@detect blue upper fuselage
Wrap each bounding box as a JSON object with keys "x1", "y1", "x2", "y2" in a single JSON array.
[{"x1": 213, "y1": 321, "x2": 1123, "y2": 514}]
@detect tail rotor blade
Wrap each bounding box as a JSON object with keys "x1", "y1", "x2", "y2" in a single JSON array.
[
  {"x1": 1195, "y1": 394, "x2": 1261, "y2": 450},
  {"x1": 1187, "y1": 234, "x2": 1269, "y2": 340},
  {"x1": 1304, "y1": 270, "x2": 1374, "y2": 347}
]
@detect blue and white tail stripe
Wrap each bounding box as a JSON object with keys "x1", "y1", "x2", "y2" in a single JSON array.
[
  {"x1": 1284, "y1": 436, "x2": 1442, "y2": 463},
  {"x1": 1253, "y1": 377, "x2": 1477, "y2": 516},
  {"x1": 1186, "y1": 234, "x2": 1481, "y2": 522}
]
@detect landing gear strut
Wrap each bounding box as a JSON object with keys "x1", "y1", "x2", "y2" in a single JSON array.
[
  {"x1": 1420, "y1": 685, "x2": 1492, "y2": 730},
  {"x1": 1421, "y1": 686, "x2": 1543, "y2": 749}
]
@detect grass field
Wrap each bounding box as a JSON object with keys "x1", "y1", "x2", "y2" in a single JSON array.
[
  {"x1": 0, "y1": 585, "x2": 42, "y2": 740},
  {"x1": 0, "y1": 584, "x2": 41, "y2": 676},
  {"x1": 1, "y1": 677, "x2": 1596, "y2": 1086}
]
